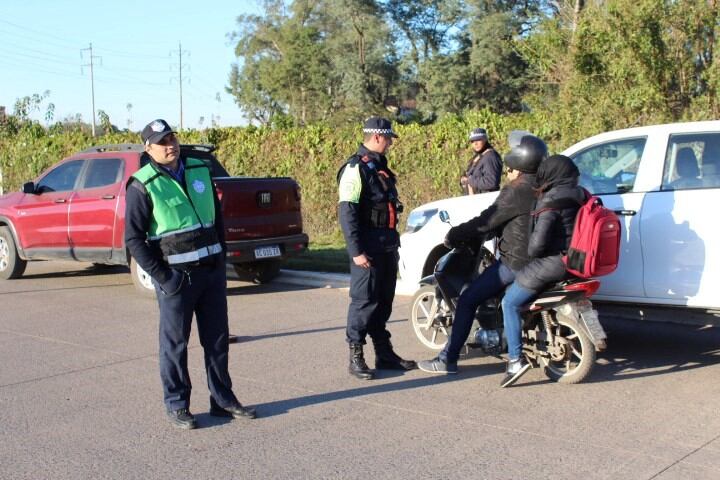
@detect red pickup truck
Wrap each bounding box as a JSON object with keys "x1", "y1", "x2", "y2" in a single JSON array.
[{"x1": 0, "y1": 143, "x2": 308, "y2": 293}]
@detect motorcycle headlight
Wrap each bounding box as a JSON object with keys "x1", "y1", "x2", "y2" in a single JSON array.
[{"x1": 405, "y1": 208, "x2": 438, "y2": 233}]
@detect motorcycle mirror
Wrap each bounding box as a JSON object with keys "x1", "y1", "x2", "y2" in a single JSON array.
[
  {"x1": 508, "y1": 130, "x2": 533, "y2": 149},
  {"x1": 438, "y1": 210, "x2": 450, "y2": 223}
]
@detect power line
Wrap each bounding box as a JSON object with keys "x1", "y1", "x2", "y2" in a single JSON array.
[
  {"x1": 0, "y1": 40, "x2": 77, "y2": 62},
  {"x1": 0, "y1": 56, "x2": 83, "y2": 78},
  {"x1": 93, "y1": 47, "x2": 169, "y2": 60},
  {"x1": 0, "y1": 20, "x2": 81, "y2": 49},
  {"x1": 0, "y1": 47, "x2": 79, "y2": 66}
]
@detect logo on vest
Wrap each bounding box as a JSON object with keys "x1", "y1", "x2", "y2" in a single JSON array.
[{"x1": 192, "y1": 179, "x2": 206, "y2": 194}]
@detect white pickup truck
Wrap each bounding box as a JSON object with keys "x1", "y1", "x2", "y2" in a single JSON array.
[{"x1": 399, "y1": 120, "x2": 720, "y2": 311}]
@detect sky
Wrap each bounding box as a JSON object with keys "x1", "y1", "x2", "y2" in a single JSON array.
[{"x1": 0, "y1": 0, "x2": 264, "y2": 130}]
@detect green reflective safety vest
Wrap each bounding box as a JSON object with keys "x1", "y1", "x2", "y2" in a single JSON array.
[{"x1": 132, "y1": 158, "x2": 222, "y2": 266}]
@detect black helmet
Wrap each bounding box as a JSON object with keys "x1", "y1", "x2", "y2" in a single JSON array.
[{"x1": 504, "y1": 132, "x2": 548, "y2": 174}]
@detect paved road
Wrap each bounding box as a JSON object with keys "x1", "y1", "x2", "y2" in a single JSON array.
[{"x1": 1, "y1": 261, "x2": 720, "y2": 480}]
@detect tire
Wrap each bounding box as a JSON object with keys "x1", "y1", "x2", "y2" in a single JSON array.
[
  {"x1": 409, "y1": 284, "x2": 451, "y2": 350},
  {"x1": 0, "y1": 226, "x2": 27, "y2": 280},
  {"x1": 130, "y1": 257, "x2": 156, "y2": 296},
  {"x1": 538, "y1": 312, "x2": 596, "y2": 384},
  {"x1": 232, "y1": 260, "x2": 281, "y2": 284}
]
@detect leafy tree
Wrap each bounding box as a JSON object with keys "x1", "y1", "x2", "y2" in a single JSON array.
[{"x1": 520, "y1": 0, "x2": 720, "y2": 144}]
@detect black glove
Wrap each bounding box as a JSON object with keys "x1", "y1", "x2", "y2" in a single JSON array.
[
  {"x1": 158, "y1": 269, "x2": 185, "y2": 296},
  {"x1": 444, "y1": 226, "x2": 464, "y2": 248}
]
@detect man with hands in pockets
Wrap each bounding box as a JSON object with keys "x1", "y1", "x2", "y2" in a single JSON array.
[{"x1": 125, "y1": 119, "x2": 255, "y2": 429}]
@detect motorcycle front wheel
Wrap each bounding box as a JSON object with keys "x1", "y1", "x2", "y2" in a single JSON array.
[
  {"x1": 409, "y1": 285, "x2": 451, "y2": 351},
  {"x1": 536, "y1": 312, "x2": 596, "y2": 384}
]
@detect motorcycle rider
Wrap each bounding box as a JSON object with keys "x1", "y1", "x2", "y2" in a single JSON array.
[
  {"x1": 418, "y1": 134, "x2": 548, "y2": 374},
  {"x1": 500, "y1": 154, "x2": 585, "y2": 387}
]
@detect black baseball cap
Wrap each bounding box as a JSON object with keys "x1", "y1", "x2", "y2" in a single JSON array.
[
  {"x1": 363, "y1": 116, "x2": 398, "y2": 138},
  {"x1": 141, "y1": 119, "x2": 176, "y2": 145}
]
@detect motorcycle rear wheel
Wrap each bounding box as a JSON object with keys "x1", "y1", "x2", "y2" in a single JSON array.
[
  {"x1": 409, "y1": 285, "x2": 451, "y2": 350},
  {"x1": 537, "y1": 312, "x2": 596, "y2": 384}
]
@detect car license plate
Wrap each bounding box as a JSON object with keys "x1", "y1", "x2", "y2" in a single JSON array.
[{"x1": 254, "y1": 245, "x2": 281, "y2": 259}]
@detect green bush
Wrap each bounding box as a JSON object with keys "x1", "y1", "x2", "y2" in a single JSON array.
[{"x1": 0, "y1": 112, "x2": 572, "y2": 242}]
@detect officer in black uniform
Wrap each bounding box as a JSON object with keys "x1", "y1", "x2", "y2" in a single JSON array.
[
  {"x1": 125, "y1": 119, "x2": 255, "y2": 429},
  {"x1": 337, "y1": 116, "x2": 417, "y2": 380}
]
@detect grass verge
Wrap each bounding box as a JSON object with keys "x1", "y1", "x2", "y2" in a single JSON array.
[{"x1": 283, "y1": 238, "x2": 350, "y2": 273}]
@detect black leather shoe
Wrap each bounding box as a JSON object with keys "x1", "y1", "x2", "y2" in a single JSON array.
[
  {"x1": 373, "y1": 339, "x2": 417, "y2": 371},
  {"x1": 375, "y1": 358, "x2": 418, "y2": 371},
  {"x1": 209, "y1": 398, "x2": 257, "y2": 419},
  {"x1": 166, "y1": 408, "x2": 197, "y2": 430}
]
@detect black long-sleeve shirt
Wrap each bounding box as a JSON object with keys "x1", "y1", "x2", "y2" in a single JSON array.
[{"x1": 337, "y1": 144, "x2": 400, "y2": 257}]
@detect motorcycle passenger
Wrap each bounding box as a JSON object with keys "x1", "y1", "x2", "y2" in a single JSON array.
[
  {"x1": 500, "y1": 154, "x2": 585, "y2": 387},
  {"x1": 418, "y1": 134, "x2": 548, "y2": 374}
]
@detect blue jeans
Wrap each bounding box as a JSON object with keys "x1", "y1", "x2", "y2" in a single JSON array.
[
  {"x1": 440, "y1": 261, "x2": 516, "y2": 363},
  {"x1": 501, "y1": 282, "x2": 538, "y2": 361}
]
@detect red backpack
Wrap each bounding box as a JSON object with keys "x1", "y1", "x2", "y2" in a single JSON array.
[{"x1": 563, "y1": 190, "x2": 621, "y2": 278}]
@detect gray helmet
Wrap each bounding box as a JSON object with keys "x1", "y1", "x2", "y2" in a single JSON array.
[{"x1": 504, "y1": 131, "x2": 548, "y2": 174}]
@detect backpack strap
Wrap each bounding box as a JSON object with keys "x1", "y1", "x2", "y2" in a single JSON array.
[{"x1": 531, "y1": 197, "x2": 583, "y2": 216}]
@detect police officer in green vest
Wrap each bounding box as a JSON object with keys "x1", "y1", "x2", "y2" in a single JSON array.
[{"x1": 125, "y1": 119, "x2": 255, "y2": 430}]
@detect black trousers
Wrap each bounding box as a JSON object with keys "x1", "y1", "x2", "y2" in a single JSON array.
[
  {"x1": 154, "y1": 262, "x2": 238, "y2": 411},
  {"x1": 346, "y1": 251, "x2": 398, "y2": 345}
]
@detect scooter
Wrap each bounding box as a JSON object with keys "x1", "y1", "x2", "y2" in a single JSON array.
[{"x1": 409, "y1": 211, "x2": 607, "y2": 384}]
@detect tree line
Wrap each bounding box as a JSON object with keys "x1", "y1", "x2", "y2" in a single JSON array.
[{"x1": 227, "y1": 0, "x2": 719, "y2": 143}]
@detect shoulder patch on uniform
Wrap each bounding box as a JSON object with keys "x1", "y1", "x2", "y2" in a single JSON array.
[{"x1": 338, "y1": 163, "x2": 362, "y2": 203}]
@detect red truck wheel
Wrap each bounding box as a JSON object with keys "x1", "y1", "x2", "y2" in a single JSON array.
[
  {"x1": 233, "y1": 260, "x2": 281, "y2": 284},
  {"x1": 0, "y1": 226, "x2": 27, "y2": 280}
]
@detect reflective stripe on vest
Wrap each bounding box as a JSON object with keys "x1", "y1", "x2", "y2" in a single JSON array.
[{"x1": 166, "y1": 242, "x2": 223, "y2": 265}]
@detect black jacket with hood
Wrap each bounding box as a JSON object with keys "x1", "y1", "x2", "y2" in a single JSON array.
[
  {"x1": 515, "y1": 155, "x2": 585, "y2": 291},
  {"x1": 446, "y1": 173, "x2": 536, "y2": 272}
]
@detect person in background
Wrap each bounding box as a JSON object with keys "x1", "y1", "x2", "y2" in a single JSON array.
[{"x1": 460, "y1": 128, "x2": 503, "y2": 195}]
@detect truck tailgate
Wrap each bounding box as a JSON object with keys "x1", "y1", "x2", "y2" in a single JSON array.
[{"x1": 214, "y1": 177, "x2": 303, "y2": 241}]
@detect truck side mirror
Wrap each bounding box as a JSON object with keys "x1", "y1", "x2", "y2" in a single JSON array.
[
  {"x1": 22, "y1": 182, "x2": 36, "y2": 194},
  {"x1": 438, "y1": 210, "x2": 450, "y2": 223}
]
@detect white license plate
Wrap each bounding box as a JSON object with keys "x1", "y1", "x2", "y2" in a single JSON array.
[{"x1": 254, "y1": 245, "x2": 281, "y2": 259}]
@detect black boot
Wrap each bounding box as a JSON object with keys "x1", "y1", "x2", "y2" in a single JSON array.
[
  {"x1": 374, "y1": 339, "x2": 417, "y2": 371},
  {"x1": 349, "y1": 344, "x2": 374, "y2": 380}
]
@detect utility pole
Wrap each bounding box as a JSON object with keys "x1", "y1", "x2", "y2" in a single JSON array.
[
  {"x1": 171, "y1": 43, "x2": 189, "y2": 131},
  {"x1": 81, "y1": 43, "x2": 101, "y2": 136}
]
